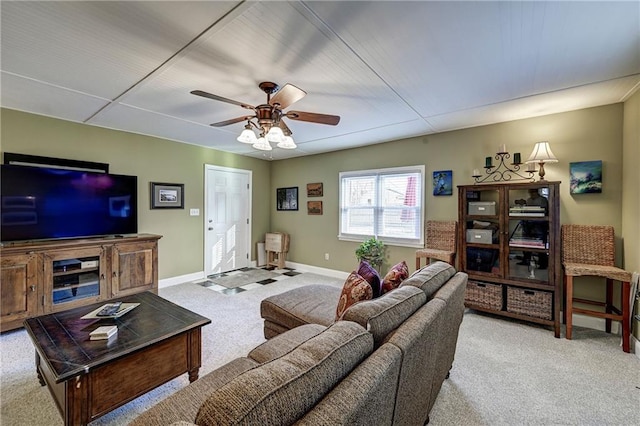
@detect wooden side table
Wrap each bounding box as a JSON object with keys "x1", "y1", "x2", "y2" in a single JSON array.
[{"x1": 265, "y1": 232, "x2": 290, "y2": 269}]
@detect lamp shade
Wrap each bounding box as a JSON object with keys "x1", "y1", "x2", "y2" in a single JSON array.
[
  {"x1": 277, "y1": 136, "x2": 297, "y2": 149},
  {"x1": 526, "y1": 142, "x2": 558, "y2": 163},
  {"x1": 237, "y1": 128, "x2": 258, "y2": 144},
  {"x1": 253, "y1": 137, "x2": 272, "y2": 151},
  {"x1": 266, "y1": 126, "x2": 286, "y2": 144}
]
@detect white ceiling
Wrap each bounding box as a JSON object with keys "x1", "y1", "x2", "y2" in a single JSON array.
[{"x1": 2, "y1": 1, "x2": 639, "y2": 161}]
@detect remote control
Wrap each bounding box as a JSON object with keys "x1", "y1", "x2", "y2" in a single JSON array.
[{"x1": 97, "y1": 302, "x2": 122, "y2": 316}]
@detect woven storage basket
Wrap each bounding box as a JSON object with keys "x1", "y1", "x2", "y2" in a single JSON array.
[
  {"x1": 506, "y1": 287, "x2": 552, "y2": 320},
  {"x1": 465, "y1": 281, "x2": 502, "y2": 310}
]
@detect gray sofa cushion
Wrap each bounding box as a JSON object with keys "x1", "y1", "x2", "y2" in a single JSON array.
[
  {"x1": 342, "y1": 286, "x2": 426, "y2": 346},
  {"x1": 194, "y1": 321, "x2": 373, "y2": 426},
  {"x1": 249, "y1": 323, "x2": 327, "y2": 364},
  {"x1": 295, "y1": 343, "x2": 402, "y2": 426},
  {"x1": 385, "y1": 298, "x2": 447, "y2": 426},
  {"x1": 261, "y1": 285, "x2": 340, "y2": 336},
  {"x1": 400, "y1": 261, "x2": 456, "y2": 298}
]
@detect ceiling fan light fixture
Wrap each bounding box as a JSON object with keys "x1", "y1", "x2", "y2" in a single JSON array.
[
  {"x1": 277, "y1": 136, "x2": 297, "y2": 149},
  {"x1": 253, "y1": 137, "x2": 272, "y2": 151},
  {"x1": 266, "y1": 126, "x2": 286, "y2": 143},
  {"x1": 237, "y1": 126, "x2": 257, "y2": 144}
]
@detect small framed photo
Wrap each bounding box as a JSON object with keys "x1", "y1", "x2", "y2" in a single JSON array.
[
  {"x1": 433, "y1": 170, "x2": 453, "y2": 196},
  {"x1": 277, "y1": 187, "x2": 298, "y2": 211},
  {"x1": 151, "y1": 182, "x2": 184, "y2": 209},
  {"x1": 307, "y1": 201, "x2": 323, "y2": 215},
  {"x1": 307, "y1": 182, "x2": 323, "y2": 197}
]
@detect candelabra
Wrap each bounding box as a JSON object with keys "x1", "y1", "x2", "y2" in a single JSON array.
[{"x1": 472, "y1": 145, "x2": 536, "y2": 184}]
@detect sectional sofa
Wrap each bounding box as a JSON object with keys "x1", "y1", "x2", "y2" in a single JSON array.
[{"x1": 131, "y1": 261, "x2": 467, "y2": 425}]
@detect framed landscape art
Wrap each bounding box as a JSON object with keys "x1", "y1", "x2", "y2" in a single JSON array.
[
  {"x1": 151, "y1": 182, "x2": 184, "y2": 209},
  {"x1": 569, "y1": 160, "x2": 602, "y2": 194}
]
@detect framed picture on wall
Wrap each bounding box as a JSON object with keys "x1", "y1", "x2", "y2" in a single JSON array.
[
  {"x1": 307, "y1": 182, "x2": 323, "y2": 197},
  {"x1": 307, "y1": 201, "x2": 323, "y2": 215},
  {"x1": 150, "y1": 182, "x2": 184, "y2": 209},
  {"x1": 277, "y1": 187, "x2": 299, "y2": 211},
  {"x1": 569, "y1": 160, "x2": 602, "y2": 194},
  {"x1": 433, "y1": 170, "x2": 453, "y2": 196}
]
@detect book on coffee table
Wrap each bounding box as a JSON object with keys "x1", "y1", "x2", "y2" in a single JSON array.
[
  {"x1": 81, "y1": 303, "x2": 140, "y2": 319},
  {"x1": 90, "y1": 325, "x2": 118, "y2": 340}
]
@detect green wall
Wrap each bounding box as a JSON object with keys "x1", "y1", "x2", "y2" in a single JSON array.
[
  {"x1": 0, "y1": 108, "x2": 272, "y2": 280},
  {"x1": 2, "y1": 102, "x2": 637, "y2": 338},
  {"x1": 272, "y1": 104, "x2": 628, "y2": 274}
]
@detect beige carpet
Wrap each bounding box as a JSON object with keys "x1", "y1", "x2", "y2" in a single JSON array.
[{"x1": 1, "y1": 272, "x2": 639, "y2": 426}]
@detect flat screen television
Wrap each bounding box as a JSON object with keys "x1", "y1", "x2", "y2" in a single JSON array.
[{"x1": 1, "y1": 164, "x2": 137, "y2": 242}]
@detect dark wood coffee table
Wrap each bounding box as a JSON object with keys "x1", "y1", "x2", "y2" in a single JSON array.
[{"x1": 24, "y1": 291, "x2": 211, "y2": 426}]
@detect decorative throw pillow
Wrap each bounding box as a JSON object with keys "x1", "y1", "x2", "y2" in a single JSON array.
[
  {"x1": 381, "y1": 260, "x2": 409, "y2": 294},
  {"x1": 356, "y1": 260, "x2": 382, "y2": 298},
  {"x1": 336, "y1": 272, "x2": 373, "y2": 320}
]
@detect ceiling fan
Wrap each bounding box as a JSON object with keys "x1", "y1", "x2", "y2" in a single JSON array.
[{"x1": 191, "y1": 82, "x2": 340, "y2": 150}]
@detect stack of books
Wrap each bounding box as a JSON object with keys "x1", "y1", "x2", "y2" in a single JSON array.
[
  {"x1": 509, "y1": 238, "x2": 547, "y2": 249},
  {"x1": 89, "y1": 325, "x2": 118, "y2": 341},
  {"x1": 509, "y1": 206, "x2": 545, "y2": 217}
]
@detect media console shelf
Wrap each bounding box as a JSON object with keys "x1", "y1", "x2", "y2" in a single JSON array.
[{"x1": 1, "y1": 234, "x2": 161, "y2": 332}]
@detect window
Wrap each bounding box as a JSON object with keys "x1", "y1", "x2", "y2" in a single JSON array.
[{"x1": 339, "y1": 165, "x2": 424, "y2": 247}]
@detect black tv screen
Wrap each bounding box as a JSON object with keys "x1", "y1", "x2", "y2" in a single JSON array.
[{"x1": 1, "y1": 164, "x2": 137, "y2": 242}]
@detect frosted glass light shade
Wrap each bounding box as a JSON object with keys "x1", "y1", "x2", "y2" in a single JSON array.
[
  {"x1": 277, "y1": 136, "x2": 297, "y2": 149},
  {"x1": 266, "y1": 126, "x2": 286, "y2": 143},
  {"x1": 253, "y1": 137, "x2": 272, "y2": 151},
  {"x1": 237, "y1": 128, "x2": 257, "y2": 144},
  {"x1": 526, "y1": 142, "x2": 558, "y2": 163}
]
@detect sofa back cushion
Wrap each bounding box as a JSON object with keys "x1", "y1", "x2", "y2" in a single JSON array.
[
  {"x1": 400, "y1": 261, "x2": 456, "y2": 298},
  {"x1": 384, "y1": 298, "x2": 447, "y2": 426},
  {"x1": 195, "y1": 321, "x2": 373, "y2": 426},
  {"x1": 295, "y1": 343, "x2": 402, "y2": 426},
  {"x1": 341, "y1": 286, "x2": 426, "y2": 347}
]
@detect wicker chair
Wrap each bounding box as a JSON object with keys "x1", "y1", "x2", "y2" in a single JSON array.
[
  {"x1": 415, "y1": 220, "x2": 457, "y2": 269},
  {"x1": 561, "y1": 224, "x2": 631, "y2": 353}
]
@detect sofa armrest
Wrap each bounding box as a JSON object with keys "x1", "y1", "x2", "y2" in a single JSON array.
[{"x1": 249, "y1": 323, "x2": 327, "y2": 363}]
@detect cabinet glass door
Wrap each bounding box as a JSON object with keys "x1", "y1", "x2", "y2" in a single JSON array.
[
  {"x1": 507, "y1": 186, "x2": 550, "y2": 284},
  {"x1": 464, "y1": 188, "x2": 500, "y2": 276},
  {"x1": 52, "y1": 256, "x2": 101, "y2": 304}
]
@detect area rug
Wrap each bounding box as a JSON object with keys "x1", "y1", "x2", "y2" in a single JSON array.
[{"x1": 208, "y1": 268, "x2": 280, "y2": 289}]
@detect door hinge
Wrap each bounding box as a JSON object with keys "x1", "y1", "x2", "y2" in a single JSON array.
[
  {"x1": 247, "y1": 218, "x2": 249, "y2": 224},
  {"x1": 247, "y1": 183, "x2": 249, "y2": 189}
]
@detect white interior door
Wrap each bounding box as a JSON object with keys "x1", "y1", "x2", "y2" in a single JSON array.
[{"x1": 204, "y1": 165, "x2": 251, "y2": 275}]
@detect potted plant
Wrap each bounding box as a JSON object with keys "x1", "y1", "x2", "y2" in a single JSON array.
[{"x1": 355, "y1": 237, "x2": 386, "y2": 271}]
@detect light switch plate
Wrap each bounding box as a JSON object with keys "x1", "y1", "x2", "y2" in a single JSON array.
[{"x1": 190, "y1": 208, "x2": 200, "y2": 216}]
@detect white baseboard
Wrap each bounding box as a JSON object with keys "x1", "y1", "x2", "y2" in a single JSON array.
[
  {"x1": 284, "y1": 261, "x2": 350, "y2": 280},
  {"x1": 159, "y1": 271, "x2": 205, "y2": 288}
]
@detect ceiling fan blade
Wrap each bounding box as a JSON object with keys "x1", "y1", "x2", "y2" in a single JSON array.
[
  {"x1": 278, "y1": 119, "x2": 293, "y2": 136},
  {"x1": 191, "y1": 90, "x2": 254, "y2": 110},
  {"x1": 210, "y1": 115, "x2": 254, "y2": 127},
  {"x1": 270, "y1": 83, "x2": 306, "y2": 109},
  {"x1": 285, "y1": 111, "x2": 340, "y2": 126}
]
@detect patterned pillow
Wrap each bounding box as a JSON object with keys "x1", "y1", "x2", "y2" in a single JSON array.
[
  {"x1": 336, "y1": 272, "x2": 373, "y2": 320},
  {"x1": 381, "y1": 260, "x2": 409, "y2": 294},
  {"x1": 356, "y1": 260, "x2": 382, "y2": 298}
]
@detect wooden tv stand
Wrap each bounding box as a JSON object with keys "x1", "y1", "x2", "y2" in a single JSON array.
[{"x1": 1, "y1": 234, "x2": 162, "y2": 332}]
